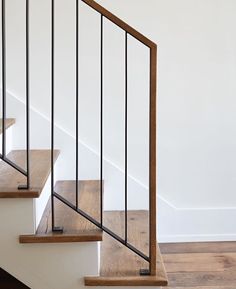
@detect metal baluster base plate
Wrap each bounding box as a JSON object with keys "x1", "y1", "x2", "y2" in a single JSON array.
[
  {"x1": 140, "y1": 269, "x2": 150, "y2": 276},
  {"x1": 18, "y1": 185, "x2": 29, "y2": 190},
  {"x1": 52, "y1": 227, "x2": 64, "y2": 233}
]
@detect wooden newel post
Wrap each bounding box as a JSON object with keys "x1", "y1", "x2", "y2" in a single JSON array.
[{"x1": 149, "y1": 44, "x2": 157, "y2": 276}]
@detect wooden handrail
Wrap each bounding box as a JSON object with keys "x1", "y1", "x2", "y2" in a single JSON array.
[{"x1": 81, "y1": 0, "x2": 157, "y2": 49}]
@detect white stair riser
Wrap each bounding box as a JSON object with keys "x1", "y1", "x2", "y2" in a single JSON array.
[
  {"x1": 0, "y1": 199, "x2": 100, "y2": 289},
  {"x1": 0, "y1": 126, "x2": 13, "y2": 155},
  {"x1": 34, "y1": 159, "x2": 60, "y2": 230}
]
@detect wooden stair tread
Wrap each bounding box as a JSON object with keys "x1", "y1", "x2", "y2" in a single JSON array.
[
  {"x1": 0, "y1": 150, "x2": 59, "y2": 198},
  {"x1": 0, "y1": 118, "x2": 15, "y2": 134},
  {"x1": 85, "y1": 211, "x2": 168, "y2": 286},
  {"x1": 20, "y1": 180, "x2": 103, "y2": 243}
]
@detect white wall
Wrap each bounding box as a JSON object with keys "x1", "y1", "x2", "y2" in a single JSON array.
[
  {"x1": 96, "y1": 0, "x2": 236, "y2": 207},
  {"x1": 2, "y1": 0, "x2": 236, "y2": 241},
  {"x1": 3, "y1": 0, "x2": 150, "y2": 207}
]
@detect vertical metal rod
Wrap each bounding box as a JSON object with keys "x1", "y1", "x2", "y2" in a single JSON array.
[
  {"x1": 100, "y1": 15, "x2": 103, "y2": 227},
  {"x1": 75, "y1": 0, "x2": 79, "y2": 209},
  {"x1": 124, "y1": 32, "x2": 128, "y2": 244},
  {"x1": 2, "y1": 0, "x2": 6, "y2": 157},
  {"x1": 26, "y1": 0, "x2": 30, "y2": 189},
  {"x1": 50, "y1": 0, "x2": 62, "y2": 233},
  {"x1": 51, "y1": 0, "x2": 55, "y2": 230}
]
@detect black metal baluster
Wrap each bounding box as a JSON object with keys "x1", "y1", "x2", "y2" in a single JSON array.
[
  {"x1": 124, "y1": 32, "x2": 128, "y2": 244},
  {"x1": 75, "y1": 0, "x2": 79, "y2": 209},
  {"x1": 25, "y1": 0, "x2": 30, "y2": 189},
  {"x1": 0, "y1": 0, "x2": 29, "y2": 186},
  {"x1": 19, "y1": 0, "x2": 30, "y2": 190},
  {"x1": 100, "y1": 15, "x2": 103, "y2": 227},
  {"x1": 1, "y1": 0, "x2": 6, "y2": 158},
  {"x1": 51, "y1": 0, "x2": 63, "y2": 233},
  {"x1": 51, "y1": 0, "x2": 55, "y2": 231}
]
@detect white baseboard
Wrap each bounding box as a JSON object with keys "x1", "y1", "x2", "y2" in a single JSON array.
[{"x1": 158, "y1": 196, "x2": 236, "y2": 242}]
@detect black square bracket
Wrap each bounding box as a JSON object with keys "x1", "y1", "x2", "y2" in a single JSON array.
[
  {"x1": 18, "y1": 185, "x2": 29, "y2": 190},
  {"x1": 52, "y1": 227, "x2": 64, "y2": 234},
  {"x1": 140, "y1": 269, "x2": 150, "y2": 276}
]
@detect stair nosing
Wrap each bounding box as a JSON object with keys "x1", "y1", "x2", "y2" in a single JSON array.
[
  {"x1": 19, "y1": 232, "x2": 103, "y2": 243},
  {"x1": 0, "y1": 118, "x2": 16, "y2": 134},
  {"x1": 0, "y1": 149, "x2": 60, "y2": 199}
]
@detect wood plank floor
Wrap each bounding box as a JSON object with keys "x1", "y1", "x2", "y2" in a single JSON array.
[{"x1": 160, "y1": 242, "x2": 236, "y2": 288}]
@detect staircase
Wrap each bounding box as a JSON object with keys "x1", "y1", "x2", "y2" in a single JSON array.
[{"x1": 0, "y1": 0, "x2": 168, "y2": 288}]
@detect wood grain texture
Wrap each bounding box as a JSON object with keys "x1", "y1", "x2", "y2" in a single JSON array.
[
  {"x1": 85, "y1": 211, "x2": 167, "y2": 286},
  {"x1": 0, "y1": 118, "x2": 15, "y2": 134},
  {"x1": 0, "y1": 150, "x2": 59, "y2": 198},
  {"x1": 160, "y1": 241, "x2": 236, "y2": 254},
  {"x1": 149, "y1": 41, "x2": 157, "y2": 276},
  {"x1": 160, "y1": 242, "x2": 236, "y2": 288},
  {"x1": 81, "y1": 0, "x2": 156, "y2": 49},
  {"x1": 103, "y1": 210, "x2": 149, "y2": 257},
  {"x1": 166, "y1": 287, "x2": 236, "y2": 289},
  {"x1": 19, "y1": 180, "x2": 102, "y2": 243}
]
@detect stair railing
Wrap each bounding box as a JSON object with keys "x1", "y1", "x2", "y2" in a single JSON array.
[
  {"x1": 51, "y1": 0, "x2": 157, "y2": 276},
  {"x1": 0, "y1": 0, "x2": 30, "y2": 190},
  {"x1": 1, "y1": 0, "x2": 157, "y2": 276}
]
